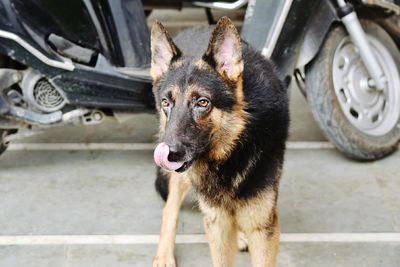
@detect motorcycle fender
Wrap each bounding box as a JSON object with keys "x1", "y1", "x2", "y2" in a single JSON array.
[
  {"x1": 295, "y1": 1, "x2": 340, "y2": 69},
  {"x1": 269, "y1": 0, "x2": 339, "y2": 80}
]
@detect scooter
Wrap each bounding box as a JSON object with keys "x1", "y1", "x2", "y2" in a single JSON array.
[{"x1": 0, "y1": 0, "x2": 399, "y2": 160}]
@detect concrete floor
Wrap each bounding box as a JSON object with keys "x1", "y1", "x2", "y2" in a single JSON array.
[{"x1": 0, "y1": 148, "x2": 400, "y2": 266}]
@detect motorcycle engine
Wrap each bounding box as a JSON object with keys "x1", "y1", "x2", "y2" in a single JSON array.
[{"x1": 20, "y1": 69, "x2": 66, "y2": 113}]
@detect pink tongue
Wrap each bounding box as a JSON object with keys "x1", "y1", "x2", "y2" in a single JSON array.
[{"x1": 154, "y1": 142, "x2": 185, "y2": 171}]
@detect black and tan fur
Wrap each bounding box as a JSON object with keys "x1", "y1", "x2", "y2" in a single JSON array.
[{"x1": 151, "y1": 17, "x2": 289, "y2": 267}]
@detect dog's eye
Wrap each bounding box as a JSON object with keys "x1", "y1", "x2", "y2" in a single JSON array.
[
  {"x1": 161, "y1": 98, "x2": 170, "y2": 108},
  {"x1": 196, "y1": 98, "x2": 210, "y2": 108}
]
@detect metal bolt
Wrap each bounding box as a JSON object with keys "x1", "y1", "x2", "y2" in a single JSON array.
[{"x1": 92, "y1": 112, "x2": 103, "y2": 121}]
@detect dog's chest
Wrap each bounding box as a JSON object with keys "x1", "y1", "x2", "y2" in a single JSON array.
[{"x1": 189, "y1": 168, "x2": 241, "y2": 208}]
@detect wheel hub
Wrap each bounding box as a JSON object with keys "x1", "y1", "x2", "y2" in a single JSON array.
[
  {"x1": 332, "y1": 36, "x2": 400, "y2": 136},
  {"x1": 347, "y1": 63, "x2": 381, "y2": 107}
]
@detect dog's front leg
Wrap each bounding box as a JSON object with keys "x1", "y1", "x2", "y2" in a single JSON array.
[
  {"x1": 201, "y1": 202, "x2": 238, "y2": 267},
  {"x1": 236, "y1": 189, "x2": 280, "y2": 267},
  {"x1": 245, "y1": 210, "x2": 280, "y2": 267},
  {"x1": 153, "y1": 174, "x2": 191, "y2": 267}
]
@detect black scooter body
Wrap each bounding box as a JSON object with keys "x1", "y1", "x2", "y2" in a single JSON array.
[{"x1": 0, "y1": 0, "x2": 154, "y2": 111}]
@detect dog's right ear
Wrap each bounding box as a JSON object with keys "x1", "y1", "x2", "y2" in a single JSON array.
[{"x1": 151, "y1": 21, "x2": 181, "y2": 82}]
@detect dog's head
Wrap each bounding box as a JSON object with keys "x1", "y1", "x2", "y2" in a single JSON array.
[{"x1": 151, "y1": 17, "x2": 248, "y2": 172}]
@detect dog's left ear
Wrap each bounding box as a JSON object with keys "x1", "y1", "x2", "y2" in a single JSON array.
[
  {"x1": 151, "y1": 21, "x2": 181, "y2": 82},
  {"x1": 203, "y1": 17, "x2": 243, "y2": 81}
]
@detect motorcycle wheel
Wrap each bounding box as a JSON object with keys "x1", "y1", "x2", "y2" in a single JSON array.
[{"x1": 306, "y1": 20, "x2": 400, "y2": 160}]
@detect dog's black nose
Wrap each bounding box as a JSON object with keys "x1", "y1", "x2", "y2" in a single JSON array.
[{"x1": 167, "y1": 144, "x2": 185, "y2": 162}]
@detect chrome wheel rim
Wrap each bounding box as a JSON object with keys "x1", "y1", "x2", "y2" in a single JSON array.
[{"x1": 332, "y1": 35, "x2": 400, "y2": 136}]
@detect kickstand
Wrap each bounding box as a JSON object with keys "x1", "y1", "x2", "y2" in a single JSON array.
[{"x1": 205, "y1": 8, "x2": 216, "y2": 24}]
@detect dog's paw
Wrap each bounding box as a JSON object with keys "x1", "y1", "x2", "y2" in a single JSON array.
[
  {"x1": 237, "y1": 231, "x2": 249, "y2": 252},
  {"x1": 153, "y1": 256, "x2": 176, "y2": 267}
]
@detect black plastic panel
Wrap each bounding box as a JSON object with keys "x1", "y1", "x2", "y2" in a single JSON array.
[
  {"x1": 106, "y1": 0, "x2": 151, "y2": 67},
  {"x1": 52, "y1": 67, "x2": 154, "y2": 111},
  {"x1": 11, "y1": 0, "x2": 101, "y2": 52}
]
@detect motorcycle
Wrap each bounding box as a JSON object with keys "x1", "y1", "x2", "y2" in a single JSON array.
[{"x1": 0, "y1": 0, "x2": 399, "y2": 160}]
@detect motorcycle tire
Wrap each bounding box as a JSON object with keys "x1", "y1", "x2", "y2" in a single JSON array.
[{"x1": 306, "y1": 20, "x2": 400, "y2": 160}]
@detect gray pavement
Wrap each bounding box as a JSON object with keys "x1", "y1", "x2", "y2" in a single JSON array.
[
  {"x1": 1, "y1": 149, "x2": 399, "y2": 235},
  {"x1": 1, "y1": 243, "x2": 399, "y2": 267},
  {"x1": 0, "y1": 148, "x2": 399, "y2": 266}
]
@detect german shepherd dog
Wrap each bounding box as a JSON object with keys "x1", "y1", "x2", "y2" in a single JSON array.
[{"x1": 150, "y1": 17, "x2": 289, "y2": 267}]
